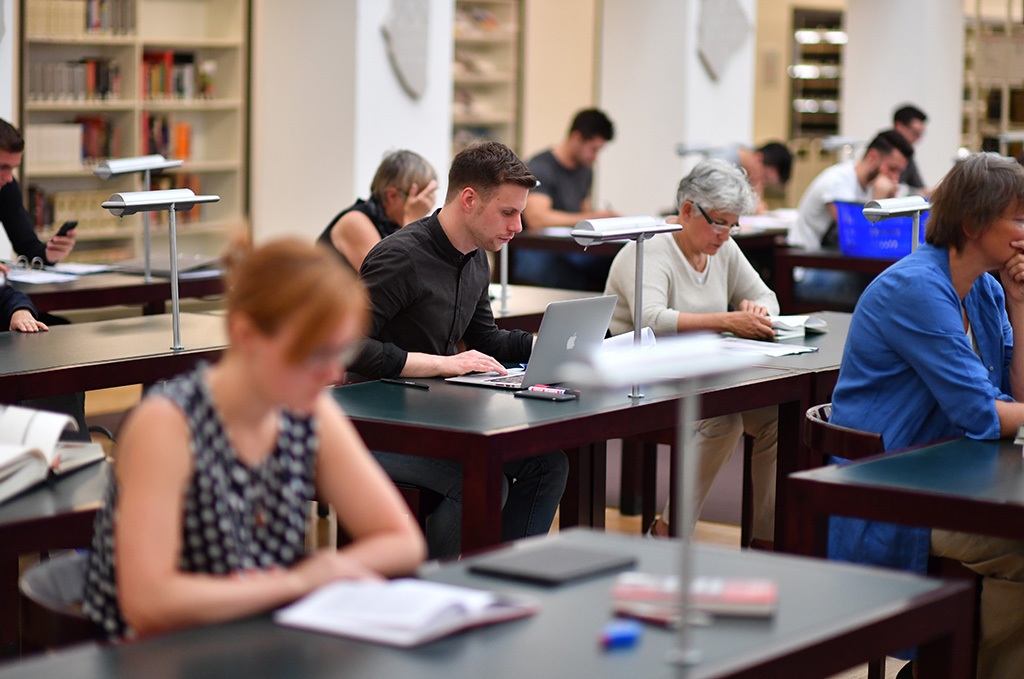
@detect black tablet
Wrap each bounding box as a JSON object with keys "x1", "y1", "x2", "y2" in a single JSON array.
[{"x1": 468, "y1": 543, "x2": 637, "y2": 586}]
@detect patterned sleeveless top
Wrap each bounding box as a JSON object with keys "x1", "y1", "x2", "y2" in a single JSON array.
[{"x1": 82, "y1": 365, "x2": 319, "y2": 638}]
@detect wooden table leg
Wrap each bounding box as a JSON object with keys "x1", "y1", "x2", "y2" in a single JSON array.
[{"x1": 0, "y1": 556, "x2": 19, "y2": 657}]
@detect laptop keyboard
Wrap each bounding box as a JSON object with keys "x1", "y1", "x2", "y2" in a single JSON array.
[{"x1": 484, "y1": 374, "x2": 524, "y2": 388}]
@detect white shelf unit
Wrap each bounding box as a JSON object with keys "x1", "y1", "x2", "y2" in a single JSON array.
[
  {"x1": 18, "y1": 0, "x2": 249, "y2": 263},
  {"x1": 452, "y1": 0, "x2": 521, "y2": 154}
]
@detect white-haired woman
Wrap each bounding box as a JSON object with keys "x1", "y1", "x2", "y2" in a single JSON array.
[{"x1": 604, "y1": 159, "x2": 779, "y2": 546}]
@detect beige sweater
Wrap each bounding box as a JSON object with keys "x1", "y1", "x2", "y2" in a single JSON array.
[{"x1": 604, "y1": 232, "x2": 779, "y2": 336}]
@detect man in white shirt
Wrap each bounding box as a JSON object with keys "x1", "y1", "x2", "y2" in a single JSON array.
[
  {"x1": 787, "y1": 130, "x2": 913, "y2": 306},
  {"x1": 789, "y1": 129, "x2": 913, "y2": 251}
]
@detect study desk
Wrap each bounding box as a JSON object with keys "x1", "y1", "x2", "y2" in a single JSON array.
[
  {"x1": 0, "y1": 312, "x2": 228, "y2": 402},
  {"x1": 490, "y1": 284, "x2": 599, "y2": 333},
  {"x1": 10, "y1": 271, "x2": 224, "y2": 315},
  {"x1": 0, "y1": 529, "x2": 973, "y2": 678},
  {"x1": 0, "y1": 461, "x2": 107, "y2": 657},
  {"x1": 766, "y1": 309, "x2": 851, "y2": 404},
  {"x1": 333, "y1": 366, "x2": 809, "y2": 553},
  {"x1": 774, "y1": 247, "x2": 896, "y2": 314},
  {"x1": 785, "y1": 438, "x2": 1024, "y2": 557}
]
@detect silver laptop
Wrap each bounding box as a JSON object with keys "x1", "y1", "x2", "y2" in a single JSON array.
[
  {"x1": 446, "y1": 295, "x2": 617, "y2": 390},
  {"x1": 114, "y1": 252, "x2": 221, "y2": 277}
]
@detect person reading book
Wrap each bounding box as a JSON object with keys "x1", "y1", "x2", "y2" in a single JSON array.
[
  {"x1": 604, "y1": 159, "x2": 779, "y2": 548},
  {"x1": 82, "y1": 238, "x2": 426, "y2": 639},
  {"x1": 829, "y1": 153, "x2": 1024, "y2": 679},
  {"x1": 317, "y1": 149, "x2": 438, "y2": 272}
]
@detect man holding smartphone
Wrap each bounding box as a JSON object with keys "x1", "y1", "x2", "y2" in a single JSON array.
[{"x1": 0, "y1": 118, "x2": 77, "y2": 264}]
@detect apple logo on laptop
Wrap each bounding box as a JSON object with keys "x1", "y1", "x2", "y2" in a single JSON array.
[{"x1": 566, "y1": 332, "x2": 578, "y2": 351}]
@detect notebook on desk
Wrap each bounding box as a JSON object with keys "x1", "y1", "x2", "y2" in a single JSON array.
[
  {"x1": 468, "y1": 542, "x2": 637, "y2": 586},
  {"x1": 446, "y1": 294, "x2": 617, "y2": 390},
  {"x1": 114, "y1": 252, "x2": 221, "y2": 277}
]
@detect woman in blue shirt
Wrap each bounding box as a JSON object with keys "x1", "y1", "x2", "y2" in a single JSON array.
[{"x1": 830, "y1": 153, "x2": 1024, "y2": 679}]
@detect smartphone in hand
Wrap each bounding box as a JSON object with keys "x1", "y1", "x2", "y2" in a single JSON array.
[{"x1": 55, "y1": 221, "x2": 78, "y2": 237}]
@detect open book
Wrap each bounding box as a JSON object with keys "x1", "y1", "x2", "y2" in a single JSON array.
[
  {"x1": 0, "y1": 405, "x2": 107, "y2": 504},
  {"x1": 770, "y1": 315, "x2": 828, "y2": 340},
  {"x1": 612, "y1": 571, "x2": 778, "y2": 624},
  {"x1": 274, "y1": 578, "x2": 538, "y2": 647}
]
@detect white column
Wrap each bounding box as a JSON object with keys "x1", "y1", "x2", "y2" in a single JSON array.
[
  {"x1": 250, "y1": 0, "x2": 453, "y2": 242},
  {"x1": 841, "y1": 0, "x2": 964, "y2": 186},
  {"x1": 595, "y1": 0, "x2": 757, "y2": 217}
]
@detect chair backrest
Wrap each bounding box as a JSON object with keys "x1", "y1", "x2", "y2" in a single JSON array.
[
  {"x1": 804, "y1": 403, "x2": 884, "y2": 465},
  {"x1": 19, "y1": 551, "x2": 100, "y2": 653}
]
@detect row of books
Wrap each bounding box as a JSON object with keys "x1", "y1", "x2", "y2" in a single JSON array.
[
  {"x1": 141, "y1": 113, "x2": 191, "y2": 160},
  {"x1": 26, "y1": 59, "x2": 123, "y2": 102},
  {"x1": 148, "y1": 173, "x2": 203, "y2": 225},
  {"x1": 25, "y1": 187, "x2": 125, "y2": 232},
  {"x1": 142, "y1": 51, "x2": 216, "y2": 100},
  {"x1": 24, "y1": 119, "x2": 122, "y2": 168},
  {"x1": 25, "y1": 0, "x2": 136, "y2": 38}
]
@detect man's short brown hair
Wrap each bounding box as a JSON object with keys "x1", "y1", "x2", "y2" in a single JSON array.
[
  {"x1": 445, "y1": 141, "x2": 536, "y2": 203},
  {"x1": 0, "y1": 119, "x2": 25, "y2": 154},
  {"x1": 926, "y1": 153, "x2": 1024, "y2": 250}
]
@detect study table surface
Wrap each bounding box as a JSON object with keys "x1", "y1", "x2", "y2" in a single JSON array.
[
  {"x1": 0, "y1": 461, "x2": 108, "y2": 656},
  {"x1": 774, "y1": 247, "x2": 897, "y2": 314},
  {"x1": 490, "y1": 284, "x2": 599, "y2": 332},
  {"x1": 785, "y1": 438, "x2": 1024, "y2": 556},
  {"x1": 0, "y1": 529, "x2": 973, "y2": 678},
  {"x1": 10, "y1": 271, "x2": 224, "y2": 315},
  {"x1": 333, "y1": 365, "x2": 809, "y2": 551},
  {"x1": 0, "y1": 312, "x2": 227, "y2": 402}
]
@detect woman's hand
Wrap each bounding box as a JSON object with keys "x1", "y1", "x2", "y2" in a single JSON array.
[
  {"x1": 10, "y1": 309, "x2": 47, "y2": 333},
  {"x1": 289, "y1": 549, "x2": 384, "y2": 595},
  {"x1": 402, "y1": 180, "x2": 438, "y2": 226},
  {"x1": 737, "y1": 299, "x2": 769, "y2": 317},
  {"x1": 1002, "y1": 243, "x2": 1024, "y2": 307},
  {"x1": 726, "y1": 310, "x2": 775, "y2": 340}
]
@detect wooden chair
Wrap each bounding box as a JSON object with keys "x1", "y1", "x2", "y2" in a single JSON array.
[{"x1": 803, "y1": 403, "x2": 979, "y2": 679}]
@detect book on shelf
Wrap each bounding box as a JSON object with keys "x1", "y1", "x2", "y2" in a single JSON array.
[
  {"x1": 274, "y1": 578, "x2": 538, "y2": 647},
  {"x1": 0, "y1": 405, "x2": 106, "y2": 506},
  {"x1": 611, "y1": 572, "x2": 778, "y2": 623},
  {"x1": 26, "y1": 0, "x2": 135, "y2": 38}
]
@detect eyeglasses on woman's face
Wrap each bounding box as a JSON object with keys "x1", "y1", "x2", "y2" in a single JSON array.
[{"x1": 694, "y1": 204, "x2": 741, "y2": 236}]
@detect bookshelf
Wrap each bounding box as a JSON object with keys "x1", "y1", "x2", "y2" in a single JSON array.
[
  {"x1": 788, "y1": 9, "x2": 844, "y2": 139},
  {"x1": 18, "y1": 0, "x2": 249, "y2": 263},
  {"x1": 452, "y1": 0, "x2": 521, "y2": 154},
  {"x1": 962, "y1": 2, "x2": 1024, "y2": 155}
]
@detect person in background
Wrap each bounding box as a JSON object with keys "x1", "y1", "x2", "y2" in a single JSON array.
[
  {"x1": 604, "y1": 159, "x2": 778, "y2": 547},
  {"x1": 0, "y1": 119, "x2": 76, "y2": 264},
  {"x1": 348, "y1": 141, "x2": 568, "y2": 560},
  {"x1": 787, "y1": 129, "x2": 913, "y2": 307},
  {"x1": 712, "y1": 141, "x2": 793, "y2": 213},
  {"x1": 317, "y1": 150, "x2": 438, "y2": 272},
  {"x1": 515, "y1": 108, "x2": 620, "y2": 290},
  {"x1": 83, "y1": 238, "x2": 425, "y2": 639},
  {"x1": 830, "y1": 153, "x2": 1024, "y2": 679},
  {"x1": 0, "y1": 262, "x2": 47, "y2": 332},
  {"x1": 893, "y1": 104, "x2": 929, "y2": 196}
]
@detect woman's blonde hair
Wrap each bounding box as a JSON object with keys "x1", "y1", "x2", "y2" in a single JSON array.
[
  {"x1": 222, "y1": 236, "x2": 368, "y2": 363},
  {"x1": 369, "y1": 150, "x2": 437, "y2": 202}
]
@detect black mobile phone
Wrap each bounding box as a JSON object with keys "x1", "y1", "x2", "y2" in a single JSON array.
[
  {"x1": 514, "y1": 390, "x2": 577, "y2": 402},
  {"x1": 55, "y1": 220, "x2": 78, "y2": 237}
]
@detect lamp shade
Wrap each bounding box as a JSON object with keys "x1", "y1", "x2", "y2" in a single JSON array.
[
  {"x1": 570, "y1": 216, "x2": 680, "y2": 247},
  {"x1": 862, "y1": 196, "x2": 929, "y2": 222},
  {"x1": 93, "y1": 155, "x2": 183, "y2": 179},
  {"x1": 102, "y1": 189, "x2": 220, "y2": 216}
]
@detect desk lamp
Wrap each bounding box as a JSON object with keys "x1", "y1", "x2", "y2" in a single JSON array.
[
  {"x1": 862, "y1": 196, "x2": 930, "y2": 254},
  {"x1": 570, "y1": 216, "x2": 681, "y2": 400},
  {"x1": 102, "y1": 189, "x2": 220, "y2": 350},
  {"x1": 94, "y1": 155, "x2": 184, "y2": 282},
  {"x1": 558, "y1": 333, "x2": 758, "y2": 667}
]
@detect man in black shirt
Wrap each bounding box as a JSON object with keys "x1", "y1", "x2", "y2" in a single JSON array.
[
  {"x1": 350, "y1": 141, "x2": 568, "y2": 560},
  {"x1": 0, "y1": 119, "x2": 77, "y2": 264}
]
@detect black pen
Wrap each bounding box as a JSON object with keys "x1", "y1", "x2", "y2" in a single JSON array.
[{"x1": 381, "y1": 378, "x2": 430, "y2": 390}]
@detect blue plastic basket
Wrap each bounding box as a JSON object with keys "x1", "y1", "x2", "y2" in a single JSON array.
[{"x1": 834, "y1": 201, "x2": 929, "y2": 258}]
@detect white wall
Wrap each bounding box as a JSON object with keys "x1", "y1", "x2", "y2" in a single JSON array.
[
  {"x1": 595, "y1": 0, "x2": 756, "y2": 217},
  {"x1": 842, "y1": 0, "x2": 964, "y2": 187},
  {"x1": 250, "y1": 0, "x2": 452, "y2": 242}
]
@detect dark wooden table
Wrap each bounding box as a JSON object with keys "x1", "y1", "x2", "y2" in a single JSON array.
[
  {"x1": 333, "y1": 365, "x2": 810, "y2": 553},
  {"x1": 490, "y1": 285, "x2": 599, "y2": 333},
  {"x1": 774, "y1": 247, "x2": 897, "y2": 314},
  {"x1": 0, "y1": 461, "x2": 107, "y2": 657},
  {"x1": 0, "y1": 529, "x2": 973, "y2": 678},
  {"x1": 10, "y1": 271, "x2": 224, "y2": 315},
  {"x1": 785, "y1": 437, "x2": 1024, "y2": 557},
  {"x1": 0, "y1": 312, "x2": 227, "y2": 402}
]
